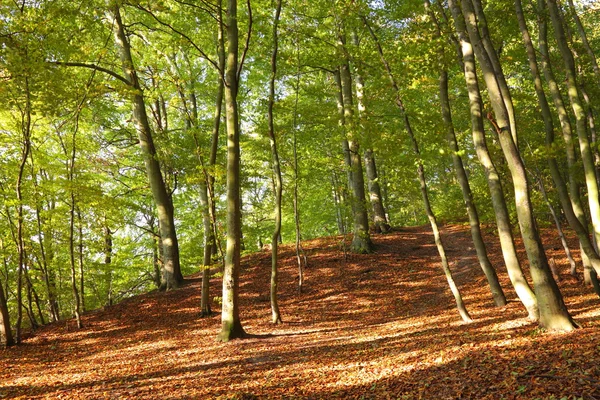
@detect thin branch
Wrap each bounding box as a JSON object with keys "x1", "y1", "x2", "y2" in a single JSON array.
[
  {"x1": 135, "y1": 4, "x2": 220, "y2": 71},
  {"x1": 51, "y1": 61, "x2": 131, "y2": 86},
  {"x1": 237, "y1": 0, "x2": 253, "y2": 81}
]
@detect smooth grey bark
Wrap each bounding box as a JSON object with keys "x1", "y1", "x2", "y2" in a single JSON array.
[
  {"x1": 77, "y1": 208, "x2": 85, "y2": 312},
  {"x1": 62, "y1": 132, "x2": 83, "y2": 330},
  {"x1": 104, "y1": 221, "x2": 113, "y2": 306},
  {"x1": 470, "y1": 0, "x2": 518, "y2": 147},
  {"x1": 15, "y1": 76, "x2": 32, "y2": 343},
  {"x1": 364, "y1": 150, "x2": 390, "y2": 233},
  {"x1": 565, "y1": 0, "x2": 600, "y2": 85},
  {"x1": 0, "y1": 275, "x2": 13, "y2": 346},
  {"x1": 111, "y1": 6, "x2": 182, "y2": 290},
  {"x1": 194, "y1": 0, "x2": 226, "y2": 318},
  {"x1": 337, "y1": 26, "x2": 373, "y2": 253},
  {"x1": 268, "y1": 0, "x2": 283, "y2": 324},
  {"x1": 537, "y1": 0, "x2": 589, "y2": 279},
  {"x1": 351, "y1": 31, "x2": 390, "y2": 234},
  {"x1": 291, "y1": 46, "x2": 307, "y2": 292},
  {"x1": 447, "y1": 0, "x2": 538, "y2": 319},
  {"x1": 218, "y1": 0, "x2": 246, "y2": 342},
  {"x1": 461, "y1": 0, "x2": 575, "y2": 330},
  {"x1": 545, "y1": 0, "x2": 600, "y2": 248},
  {"x1": 364, "y1": 16, "x2": 472, "y2": 323},
  {"x1": 426, "y1": 0, "x2": 506, "y2": 307}
]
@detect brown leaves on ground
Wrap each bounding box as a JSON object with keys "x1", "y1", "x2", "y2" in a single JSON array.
[{"x1": 2, "y1": 224, "x2": 600, "y2": 399}]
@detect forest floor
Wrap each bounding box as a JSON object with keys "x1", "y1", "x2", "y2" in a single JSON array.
[{"x1": 2, "y1": 224, "x2": 600, "y2": 399}]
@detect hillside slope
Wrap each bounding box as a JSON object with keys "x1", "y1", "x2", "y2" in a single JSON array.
[{"x1": 2, "y1": 224, "x2": 600, "y2": 399}]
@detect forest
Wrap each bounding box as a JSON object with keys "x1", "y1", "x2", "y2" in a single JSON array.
[{"x1": 1, "y1": 0, "x2": 600, "y2": 397}]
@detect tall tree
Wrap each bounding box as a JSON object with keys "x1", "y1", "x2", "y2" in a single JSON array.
[
  {"x1": 459, "y1": 0, "x2": 575, "y2": 330},
  {"x1": 337, "y1": 19, "x2": 373, "y2": 254},
  {"x1": 446, "y1": 0, "x2": 539, "y2": 319},
  {"x1": 426, "y1": 0, "x2": 506, "y2": 307},
  {"x1": 364, "y1": 16, "x2": 472, "y2": 323},
  {"x1": 267, "y1": 0, "x2": 283, "y2": 325},
  {"x1": 218, "y1": 0, "x2": 247, "y2": 341},
  {"x1": 109, "y1": 5, "x2": 183, "y2": 290}
]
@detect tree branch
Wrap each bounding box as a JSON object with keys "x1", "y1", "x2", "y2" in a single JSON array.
[
  {"x1": 135, "y1": 4, "x2": 220, "y2": 72},
  {"x1": 237, "y1": 0, "x2": 253, "y2": 81},
  {"x1": 51, "y1": 61, "x2": 131, "y2": 86}
]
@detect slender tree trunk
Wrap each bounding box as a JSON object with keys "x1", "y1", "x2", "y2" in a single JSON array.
[
  {"x1": 337, "y1": 27, "x2": 373, "y2": 253},
  {"x1": 15, "y1": 76, "x2": 32, "y2": 343},
  {"x1": 470, "y1": 0, "x2": 518, "y2": 147},
  {"x1": 565, "y1": 0, "x2": 600, "y2": 85},
  {"x1": 218, "y1": 0, "x2": 246, "y2": 341},
  {"x1": 545, "y1": 0, "x2": 600, "y2": 248},
  {"x1": 351, "y1": 31, "x2": 390, "y2": 234},
  {"x1": 364, "y1": 17, "x2": 472, "y2": 323},
  {"x1": 77, "y1": 208, "x2": 85, "y2": 312},
  {"x1": 104, "y1": 221, "x2": 113, "y2": 306},
  {"x1": 461, "y1": 0, "x2": 575, "y2": 330},
  {"x1": 110, "y1": 6, "x2": 182, "y2": 290},
  {"x1": 267, "y1": 0, "x2": 283, "y2": 324},
  {"x1": 446, "y1": 0, "x2": 539, "y2": 319},
  {"x1": 426, "y1": 0, "x2": 506, "y2": 307},
  {"x1": 291, "y1": 45, "x2": 307, "y2": 292},
  {"x1": 0, "y1": 274, "x2": 13, "y2": 346},
  {"x1": 363, "y1": 150, "x2": 390, "y2": 233}
]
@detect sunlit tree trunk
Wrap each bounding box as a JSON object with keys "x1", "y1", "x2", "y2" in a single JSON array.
[
  {"x1": 364, "y1": 17, "x2": 472, "y2": 323},
  {"x1": 15, "y1": 76, "x2": 33, "y2": 342},
  {"x1": 351, "y1": 31, "x2": 390, "y2": 234},
  {"x1": 565, "y1": 0, "x2": 600, "y2": 85},
  {"x1": 515, "y1": 0, "x2": 600, "y2": 294},
  {"x1": 218, "y1": 0, "x2": 246, "y2": 342},
  {"x1": 460, "y1": 0, "x2": 575, "y2": 330},
  {"x1": 363, "y1": 150, "x2": 390, "y2": 233},
  {"x1": 537, "y1": 0, "x2": 589, "y2": 280},
  {"x1": 267, "y1": 0, "x2": 283, "y2": 324},
  {"x1": 336, "y1": 24, "x2": 372, "y2": 253},
  {"x1": 470, "y1": 0, "x2": 518, "y2": 147},
  {"x1": 110, "y1": 6, "x2": 182, "y2": 290},
  {"x1": 0, "y1": 274, "x2": 13, "y2": 346},
  {"x1": 104, "y1": 221, "x2": 113, "y2": 306},
  {"x1": 447, "y1": 0, "x2": 539, "y2": 319},
  {"x1": 426, "y1": 0, "x2": 506, "y2": 307}
]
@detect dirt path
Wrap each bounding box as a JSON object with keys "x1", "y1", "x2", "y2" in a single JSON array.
[{"x1": 2, "y1": 224, "x2": 600, "y2": 399}]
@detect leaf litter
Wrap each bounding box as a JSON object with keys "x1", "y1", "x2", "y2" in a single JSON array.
[{"x1": 1, "y1": 224, "x2": 600, "y2": 399}]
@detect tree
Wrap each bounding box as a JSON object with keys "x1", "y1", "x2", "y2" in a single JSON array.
[
  {"x1": 459, "y1": 0, "x2": 575, "y2": 331},
  {"x1": 109, "y1": 5, "x2": 183, "y2": 290},
  {"x1": 218, "y1": 0, "x2": 247, "y2": 342}
]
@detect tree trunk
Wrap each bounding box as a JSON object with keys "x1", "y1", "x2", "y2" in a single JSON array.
[
  {"x1": 364, "y1": 16, "x2": 472, "y2": 323},
  {"x1": 268, "y1": 0, "x2": 283, "y2": 324},
  {"x1": 364, "y1": 150, "x2": 390, "y2": 233},
  {"x1": 470, "y1": 0, "x2": 518, "y2": 147},
  {"x1": 440, "y1": 71, "x2": 507, "y2": 306},
  {"x1": 351, "y1": 31, "x2": 390, "y2": 235},
  {"x1": 545, "y1": 0, "x2": 600, "y2": 249},
  {"x1": 218, "y1": 0, "x2": 246, "y2": 342},
  {"x1": 291, "y1": 45, "x2": 307, "y2": 292},
  {"x1": 537, "y1": 0, "x2": 589, "y2": 280},
  {"x1": 0, "y1": 274, "x2": 13, "y2": 346},
  {"x1": 110, "y1": 6, "x2": 182, "y2": 290},
  {"x1": 426, "y1": 0, "x2": 506, "y2": 307},
  {"x1": 77, "y1": 208, "x2": 85, "y2": 312},
  {"x1": 336, "y1": 26, "x2": 373, "y2": 254},
  {"x1": 444, "y1": 1, "x2": 539, "y2": 319},
  {"x1": 15, "y1": 76, "x2": 32, "y2": 343},
  {"x1": 104, "y1": 222, "x2": 113, "y2": 306},
  {"x1": 565, "y1": 0, "x2": 600, "y2": 86},
  {"x1": 460, "y1": 0, "x2": 575, "y2": 331}
]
